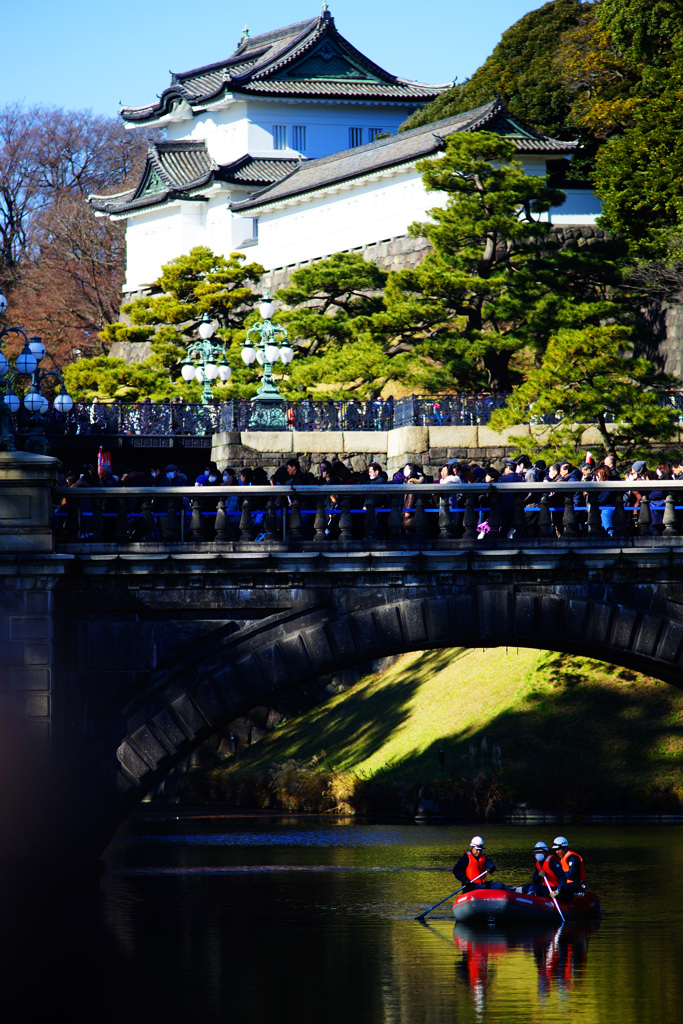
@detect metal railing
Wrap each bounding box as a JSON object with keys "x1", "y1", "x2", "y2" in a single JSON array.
[
  {"x1": 16, "y1": 392, "x2": 683, "y2": 439},
  {"x1": 53, "y1": 480, "x2": 683, "y2": 548}
]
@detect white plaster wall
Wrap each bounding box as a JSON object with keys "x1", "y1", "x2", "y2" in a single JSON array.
[
  {"x1": 125, "y1": 202, "x2": 208, "y2": 291},
  {"x1": 545, "y1": 189, "x2": 603, "y2": 226},
  {"x1": 239, "y1": 158, "x2": 602, "y2": 272},
  {"x1": 166, "y1": 103, "x2": 252, "y2": 164},
  {"x1": 246, "y1": 168, "x2": 432, "y2": 269},
  {"x1": 245, "y1": 100, "x2": 417, "y2": 159},
  {"x1": 166, "y1": 98, "x2": 419, "y2": 161}
]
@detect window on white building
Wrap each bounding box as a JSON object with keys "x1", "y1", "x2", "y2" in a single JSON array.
[
  {"x1": 349, "y1": 127, "x2": 363, "y2": 148},
  {"x1": 292, "y1": 125, "x2": 307, "y2": 152},
  {"x1": 252, "y1": 218, "x2": 259, "y2": 239},
  {"x1": 273, "y1": 125, "x2": 287, "y2": 150}
]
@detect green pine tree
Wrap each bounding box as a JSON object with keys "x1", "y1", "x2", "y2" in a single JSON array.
[
  {"x1": 491, "y1": 324, "x2": 679, "y2": 463},
  {"x1": 375, "y1": 131, "x2": 618, "y2": 392}
]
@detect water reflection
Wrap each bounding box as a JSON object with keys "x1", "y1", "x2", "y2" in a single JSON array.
[
  {"x1": 4, "y1": 821, "x2": 683, "y2": 1024},
  {"x1": 453, "y1": 920, "x2": 600, "y2": 1014}
]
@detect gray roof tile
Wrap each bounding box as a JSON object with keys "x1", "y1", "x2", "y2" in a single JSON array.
[
  {"x1": 120, "y1": 13, "x2": 447, "y2": 124},
  {"x1": 88, "y1": 145, "x2": 300, "y2": 215}
]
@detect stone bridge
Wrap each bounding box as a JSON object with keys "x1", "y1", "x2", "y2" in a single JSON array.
[{"x1": 4, "y1": 451, "x2": 683, "y2": 863}]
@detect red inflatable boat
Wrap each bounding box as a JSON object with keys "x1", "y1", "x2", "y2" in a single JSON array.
[{"x1": 452, "y1": 888, "x2": 601, "y2": 925}]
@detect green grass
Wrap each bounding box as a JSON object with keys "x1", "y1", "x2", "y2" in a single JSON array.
[{"x1": 196, "y1": 647, "x2": 683, "y2": 816}]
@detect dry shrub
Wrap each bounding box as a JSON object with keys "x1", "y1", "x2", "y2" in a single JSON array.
[{"x1": 268, "y1": 753, "x2": 358, "y2": 814}]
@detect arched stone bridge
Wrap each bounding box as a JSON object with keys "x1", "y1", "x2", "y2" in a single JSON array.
[{"x1": 5, "y1": 452, "x2": 683, "y2": 861}]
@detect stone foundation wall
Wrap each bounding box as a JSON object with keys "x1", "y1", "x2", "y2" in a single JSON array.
[{"x1": 211, "y1": 422, "x2": 683, "y2": 478}]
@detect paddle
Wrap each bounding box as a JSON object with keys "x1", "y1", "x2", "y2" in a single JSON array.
[
  {"x1": 415, "y1": 870, "x2": 488, "y2": 921},
  {"x1": 543, "y1": 875, "x2": 566, "y2": 923}
]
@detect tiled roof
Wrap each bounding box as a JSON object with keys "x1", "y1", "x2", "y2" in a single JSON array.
[
  {"x1": 223, "y1": 155, "x2": 301, "y2": 187},
  {"x1": 120, "y1": 13, "x2": 448, "y2": 124},
  {"x1": 89, "y1": 140, "x2": 217, "y2": 214},
  {"x1": 237, "y1": 80, "x2": 441, "y2": 99},
  {"x1": 87, "y1": 144, "x2": 300, "y2": 215},
  {"x1": 233, "y1": 98, "x2": 576, "y2": 213}
]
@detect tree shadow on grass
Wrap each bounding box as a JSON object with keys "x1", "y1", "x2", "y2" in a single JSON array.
[
  {"x1": 179, "y1": 648, "x2": 683, "y2": 817},
  {"x1": 406, "y1": 652, "x2": 683, "y2": 817}
]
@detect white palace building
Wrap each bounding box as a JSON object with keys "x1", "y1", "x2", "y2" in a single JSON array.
[{"x1": 90, "y1": 8, "x2": 601, "y2": 298}]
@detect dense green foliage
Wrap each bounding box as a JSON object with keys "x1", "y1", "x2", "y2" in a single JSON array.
[
  {"x1": 491, "y1": 325, "x2": 679, "y2": 463},
  {"x1": 558, "y1": 1, "x2": 683, "y2": 255},
  {"x1": 376, "y1": 132, "x2": 622, "y2": 391},
  {"x1": 273, "y1": 253, "x2": 393, "y2": 396},
  {"x1": 401, "y1": 1, "x2": 586, "y2": 139},
  {"x1": 67, "y1": 247, "x2": 270, "y2": 400}
]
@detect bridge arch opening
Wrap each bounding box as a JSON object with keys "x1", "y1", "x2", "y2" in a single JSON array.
[{"x1": 97, "y1": 587, "x2": 683, "y2": 854}]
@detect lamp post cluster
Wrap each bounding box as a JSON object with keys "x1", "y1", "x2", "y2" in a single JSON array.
[
  {"x1": 178, "y1": 296, "x2": 295, "y2": 427},
  {"x1": 179, "y1": 316, "x2": 232, "y2": 404},
  {"x1": 0, "y1": 292, "x2": 74, "y2": 453},
  {"x1": 240, "y1": 294, "x2": 294, "y2": 428}
]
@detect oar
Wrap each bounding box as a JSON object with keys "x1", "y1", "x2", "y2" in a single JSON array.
[
  {"x1": 543, "y1": 876, "x2": 566, "y2": 923},
  {"x1": 415, "y1": 870, "x2": 488, "y2": 921}
]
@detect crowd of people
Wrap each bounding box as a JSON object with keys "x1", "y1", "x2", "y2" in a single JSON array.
[
  {"x1": 55, "y1": 449, "x2": 683, "y2": 541},
  {"x1": 453, "y1": 834, "x2": 589, "y2": 901}
]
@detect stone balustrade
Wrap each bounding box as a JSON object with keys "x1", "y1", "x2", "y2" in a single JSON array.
[{"x1": 53, "y1": 481, "x2": 683, "y2": 550}]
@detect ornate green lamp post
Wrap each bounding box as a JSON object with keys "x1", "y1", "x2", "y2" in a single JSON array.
[
  {"x1": 0, "y1": 292, "x2": 74, "y2": 453},
  {"x1": 179, "y1": 316, "x2": 232, "y2": 404},
  {"x1": 241, "y1": 294, "x2": 294, "y2": 429}
]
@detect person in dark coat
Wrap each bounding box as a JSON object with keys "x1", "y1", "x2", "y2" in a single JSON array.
[
  {"x1": 497, "y1": 459, "x2": 521, "y2": 536},
  {"x1": 285, "y1": 458, "x2": 309, "y2": 486}
]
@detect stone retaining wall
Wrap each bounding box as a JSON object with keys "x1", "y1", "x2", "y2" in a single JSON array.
[{"x1": 211, "y1": 422, "x2": 682, "y2": 477}]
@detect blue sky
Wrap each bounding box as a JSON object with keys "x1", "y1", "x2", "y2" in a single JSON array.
[{"x1": 4, "y1": 1, "x2": 544, "y2": 119}]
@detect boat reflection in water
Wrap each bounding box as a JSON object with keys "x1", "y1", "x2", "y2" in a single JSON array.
[{"x1": 453, "y1": 920, "x2": 601, "y2": 1013}]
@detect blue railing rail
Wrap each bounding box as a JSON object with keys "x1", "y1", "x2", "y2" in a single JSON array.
[{"x1": 53, "y1": 480, "x2": 683, "y2": 547}]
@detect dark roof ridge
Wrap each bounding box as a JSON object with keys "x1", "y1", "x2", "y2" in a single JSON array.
[
  {"x1": 234, "y1": 18, "x2": 327, "y2": 82},
  {"x1": 173, "y1": 48, "x2": 269, "y2": 83},
  {"x1": 122, "y1": 13, "x2": 447, "y2": 123},
  {"x1": 232, "y1": 16, "x2": 320, "y2": 55},
  {"x1": 154, "y1": 138, "x2": 212, "y2": 151},
  {"x1": 243, "y1": 12, "x2": 397, "y2": 85},
  {"x1": 223, "y1": 153, "x2": 305, "y2": 172}
]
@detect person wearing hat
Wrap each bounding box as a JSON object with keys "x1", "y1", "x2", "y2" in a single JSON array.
[
  {"x1": 524, "y1": 841, "x2": 567, "y2": 897},
  {"x1": 551, "y1": 836, "x2": 588, "y2": 897},
  {"x1": 453, "y1": 836, "x2": 498, "y2": 891},
  {"x1": 157, "y1": 463, "x2": 188, "y2": 487}
]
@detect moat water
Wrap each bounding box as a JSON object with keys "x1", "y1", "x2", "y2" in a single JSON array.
[{"x1": 12, "y1": 819, "x2": 683, "y2": 1023}]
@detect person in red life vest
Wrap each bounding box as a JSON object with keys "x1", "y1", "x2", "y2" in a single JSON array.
[
  {"x1": 552, "y1": 836, "x2": 588, "y2": 898},
  {"x1": 453, "y1": 836, "x2": 499, "y2": 891},
  {"x1": 523, "y1": 841, "x2": 567, "y2": 897}
]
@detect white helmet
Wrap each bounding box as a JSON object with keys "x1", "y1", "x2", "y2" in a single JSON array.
[
  {"x1": 553, "y1": 836, "x2": 569, "y2": 848},
  {"x1": 534, "y1": 841, "x2": 548, "y2": 851},
  {"x1": 470, "y1": 835, "x2": 485, "y2": 848}
]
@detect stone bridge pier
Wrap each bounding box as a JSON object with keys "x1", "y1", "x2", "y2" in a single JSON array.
[{"x1": 3, "y1": 452, "x2": 683, "y2": 865}]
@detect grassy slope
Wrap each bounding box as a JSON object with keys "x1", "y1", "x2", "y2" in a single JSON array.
[{"x1": 210, "y1": 647, "x2": 683, "y2": 814}]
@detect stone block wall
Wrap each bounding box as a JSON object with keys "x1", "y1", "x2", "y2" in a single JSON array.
[
  {"x1": 211, "y1": 421, "x2": 683, "y2": 478},
  {"x1": 0, "y1": 453, "x2": 65, "y2": 749},
  {"x1": 212, "y1": 424, "x2": 533, "y2": 478}
]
